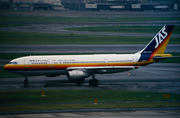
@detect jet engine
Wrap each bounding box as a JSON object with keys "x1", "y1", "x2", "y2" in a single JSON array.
[{"x1": 67, "y1": 70, "x2": 89, "y2": 81}]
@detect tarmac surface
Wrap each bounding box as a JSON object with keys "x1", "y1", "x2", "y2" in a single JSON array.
[
  {"x1": 1, "y1": 109, "x2": 180, "y2": 118},
  {"x1": 0, "y1": 44, "x2": 180, "y2": 54},
  {"x1": 1, "y1": 10, "x2": 180, "y2": 18},
  {"x1": 1, "y1": 22, "x2": 180, "y2": 37},
  {"x1": 0, "y1": 10, "x2": 180, "y2": 116},
  {"x1": 1, "y1": 11, "x2": 180, "y2": 36},
  {"x1": 1, "y1": 63, "x2": 180, "y2": 94}
]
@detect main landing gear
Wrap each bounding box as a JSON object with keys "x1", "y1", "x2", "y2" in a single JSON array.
[
  {"x1": 24, "y1": 75, "x2": 29, "y2": 84},
  {"x1": 89, "y1": 73, "x2": 99, "y2": 87}
]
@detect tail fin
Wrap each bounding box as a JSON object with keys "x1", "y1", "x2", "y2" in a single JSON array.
[{"x1": 137, "y1": 25, "x2": 174, "y2": 61}]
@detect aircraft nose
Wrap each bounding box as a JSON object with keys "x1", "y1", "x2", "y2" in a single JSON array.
[{"x1": 4, "y1": 64, "x2": 10, "y2": 70}]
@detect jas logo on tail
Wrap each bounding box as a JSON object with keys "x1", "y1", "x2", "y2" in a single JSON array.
[{"x1": 155, "y1": 27, "x2": 168, "y2": 48}]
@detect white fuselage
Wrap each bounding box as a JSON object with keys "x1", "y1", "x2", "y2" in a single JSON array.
[{"x1": 4, "y1": 54, "x2": 141, "y2": 77}]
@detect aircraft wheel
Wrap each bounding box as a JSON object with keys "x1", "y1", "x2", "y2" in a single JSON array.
[
  {"x1": 76, "y1": 81, "x2": 82, "y2": 86},
  {"x1": 76, "y1": 78, "x2": 85, "y2": 86},
  {"x1": 89, "y1": 79, "x2": 92, "y2": 86},
  {"x1": 89, "y1": 79, "x2": 99, "y2": 87},
  {"x1": 24, "y1": 79, "x2": 29, "y2": 84}
]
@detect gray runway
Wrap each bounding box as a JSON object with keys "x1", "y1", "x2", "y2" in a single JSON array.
[
  {"x1": 0, "y1": 10, "x2": 180, "y2": 116},
  {"x1": 1, "y1": 63, "x2": 180, "y2": 93},
  {"x1": 0, "y1": 44, "x2": 180, "y2": 54},
  {"x1": 1, "y1": 10, "x2": 180, "y2": 18},
  {"x1": 1, "y1": 109, "x2": 180, "y2": 118},
  {"x1": 0, "y1": 11, "x2": 179, "y2": 93},
  {"x1": 1, "y1": 10, "x2": 180, "y2": 36}
]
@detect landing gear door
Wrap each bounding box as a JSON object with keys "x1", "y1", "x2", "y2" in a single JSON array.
[
  {"x1": 24, "y1": 59, "x2": 30, "y2": 68},
  {"x1": 132, "y1": 56, "x2": 138, "y2": 66}
]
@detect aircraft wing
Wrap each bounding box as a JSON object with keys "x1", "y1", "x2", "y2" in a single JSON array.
[{"x1": 67, "y1": 66, "x2": 138, "y2": 73}]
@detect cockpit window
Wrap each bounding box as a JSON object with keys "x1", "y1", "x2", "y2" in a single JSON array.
[{"x1": 8, "y1": 62, "x2": 17, "y2": 64}]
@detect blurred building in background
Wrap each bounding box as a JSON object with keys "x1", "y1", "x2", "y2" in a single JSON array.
[
  {"x1": 0, "y1": 0, "x2": 179, "y2": 11},
  {"x1": 62, "y1": 0, "x2": 180, "y2": 11},
  {"x1": 0, "y1": 0, "x2": 64, "y2": 10}
]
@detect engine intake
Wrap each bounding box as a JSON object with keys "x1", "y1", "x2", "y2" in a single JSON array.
[{"x1": 67, "y1": 70, "x2": 89, "y2": 81}]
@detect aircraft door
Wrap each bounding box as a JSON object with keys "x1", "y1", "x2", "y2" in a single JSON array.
[
  {"x1": 24, "y1": 59, "x2": 30, "y2": 68},
  {"x1": 49, "y1": 59, "x2": 54, "y2": 68},
  {"x1": 105, "y1": 59, "x2": 108, "y2": 66}
]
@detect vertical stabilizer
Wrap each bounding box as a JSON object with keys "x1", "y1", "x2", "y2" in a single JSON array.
[{"x1": 137, "y1": 25, "x2": 174, "y2": 62}]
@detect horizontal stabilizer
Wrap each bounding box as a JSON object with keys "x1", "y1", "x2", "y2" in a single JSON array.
[{"x1": 153, "y1": 56, "x2": 180, "y2": 61}]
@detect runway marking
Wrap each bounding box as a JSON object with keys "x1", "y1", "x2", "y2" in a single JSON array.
[
  {"x1": 127, "y1": 72, "x2": 131, "y2": 77},
  {"x1": 118, "y1": 72, "x2": 131, "y2": 78}
]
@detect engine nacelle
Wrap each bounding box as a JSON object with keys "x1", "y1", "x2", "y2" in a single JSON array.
[{"x1": 67, "y1": 70, "x2": 89, "y2": 81}]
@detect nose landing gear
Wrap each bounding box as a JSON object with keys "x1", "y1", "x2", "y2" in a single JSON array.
[{"x1": 24, "y1": 75, "x2": 29, "y2": 84}]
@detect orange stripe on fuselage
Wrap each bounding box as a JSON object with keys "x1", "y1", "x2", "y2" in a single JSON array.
[{"x1": 4, "y1": 62, "x2": 134, "y2": 70}]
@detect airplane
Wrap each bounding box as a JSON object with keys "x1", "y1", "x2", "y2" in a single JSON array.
[{"x1": 4, "y1": 25, "x2": 175, "y2": 86}]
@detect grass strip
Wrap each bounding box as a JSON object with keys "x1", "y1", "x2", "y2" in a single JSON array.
[
  {"x1": 0, "y1": 90, "x2": 180, "y2": 105},
  {"x1": 0, "y1": 90, "x2": 179, "y2": 105},
  {"x1": 0, "y1": 102, "x2": 180, "y2": 112},
  {"x1": 0, "y1": 90, "x2": 179, "y2": 111},
  {"x1": 0, "y1": 16, "x2": 179, "y2": 23},
  {"x1": 65, "y1": 26, "x2": 180, "y2": 34},
  {"x1": 0, "y1": 24, "x2": 29, "y2": 28},
  {"x1": 0, "y1": 31, "x2": 180, "y2": 45}
]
